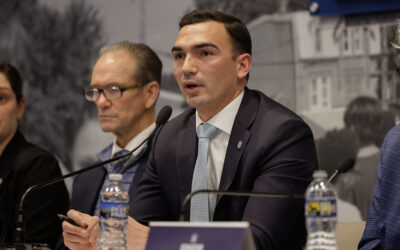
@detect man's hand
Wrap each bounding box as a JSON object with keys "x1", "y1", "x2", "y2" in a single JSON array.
[
  {"x1": 62, "y1": 209, "x2": 99, "y2": 250},
  {"x1": 126, "y1": 216, "x2": 150, "y2": 250}
]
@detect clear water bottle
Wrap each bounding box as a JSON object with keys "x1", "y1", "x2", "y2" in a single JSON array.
[
  {"x1": 305, "y1": 170, "x2": 338, "y2": 250},
  {"x1": 98, "y1": 173, "x2": 129, "y2": 250}
]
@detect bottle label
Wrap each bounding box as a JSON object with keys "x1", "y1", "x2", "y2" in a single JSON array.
[
  {"x1": 305, "y1": 199, "x2": 337, "y2": 217},
  {"x1": 100, "y1": 202, "x2": 129, "y2": 219}
]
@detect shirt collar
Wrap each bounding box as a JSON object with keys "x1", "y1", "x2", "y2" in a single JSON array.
[
  {"x1": 195, "y1": 90, "x2": 244, "y2": 135},
  {"x1": 357, "y1": 144, "x2": 380, "y2": 158},
  {"x1": 111, "y1": 123, "x2": 156, "y2": 157}
]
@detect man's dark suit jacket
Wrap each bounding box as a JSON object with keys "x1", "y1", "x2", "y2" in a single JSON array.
[
  {"x1": 132, "y1": 88, "x2": 318, "y2": 250},
  {"x1": 0, "y1": 130, "x2": 69, "y2": 248}
]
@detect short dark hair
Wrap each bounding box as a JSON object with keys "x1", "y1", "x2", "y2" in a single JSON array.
[
  {"x1": 100, "y1": 41, "x2": 162, "y2": 87},
  {"x1": 0, "y1": 60, "x2": 23, "y2": 102},
  {"x1": 344, "y1": 96, "x2": 382, "y2": 145},
  {"x1": 179, "y1": 10, "x2": 252, "y2": 59}
]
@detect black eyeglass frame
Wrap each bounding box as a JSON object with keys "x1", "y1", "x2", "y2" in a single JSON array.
[{"x1": 82, "y1": 84, "x2": 140, "y2": 102}]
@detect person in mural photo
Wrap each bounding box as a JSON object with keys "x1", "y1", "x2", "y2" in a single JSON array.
[
  {"x1": 359, "y1": 22, "x2": 400, "y2": 249},
  {"x1": 0, "y1": 61, "x2": 69, "y2": 248},
  {"x1": 335, "y1": 96, "x2": 392, "y2": 220},
  {"x1": 59, "y1": 41, "x2": 161, "y2": 250}
]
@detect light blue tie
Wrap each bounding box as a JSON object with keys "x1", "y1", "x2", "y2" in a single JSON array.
[{"x1": 190, "y1": 123, "x2": 218, "y2": 221}]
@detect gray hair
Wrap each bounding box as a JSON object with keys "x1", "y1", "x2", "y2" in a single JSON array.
[{"x1": 99, "y1": 41, "x2": 162, "y2": 86}]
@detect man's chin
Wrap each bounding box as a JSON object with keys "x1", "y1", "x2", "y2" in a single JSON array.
[
  {"x1": 100, "y1": 125, "x2": 116, "y2": 133},
  {"x1": 185, "y1": 96, "x2": 205, "y2": 109}
]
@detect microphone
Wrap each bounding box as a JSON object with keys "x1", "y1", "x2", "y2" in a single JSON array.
[
  {"x1": 156, "y1": 105, "x2": 172, "y2": 126},
  {"x1": 14, "y1": 105, "x2": 172, "y2": 244},
  {"x1": 327, "y1": 157, "x2": 355, "y2": 183},
  {"x1": 179, "y1": 189, "x2": 304, "y2": 221}
]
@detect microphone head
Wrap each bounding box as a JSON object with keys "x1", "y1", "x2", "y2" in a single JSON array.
[
  {"x1": 156, "y1": 105, "x2": 172, "y2": 126},
  {"x1": 337, "y1": 157, "x2": 355, "y2": 174}
]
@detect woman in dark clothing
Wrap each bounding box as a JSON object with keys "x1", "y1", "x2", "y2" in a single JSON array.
[{"x1": 0, "y1": 61, "x2": 69, "y2": 248}]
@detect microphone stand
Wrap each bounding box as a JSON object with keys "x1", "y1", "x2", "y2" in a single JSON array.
[
  {"x1": 179, "y1": 157, "x2": 355, "y2": 222},
  {"x1": 15, "y1": 105, "x2": 172, "y2": 244},
  {"x1": 179, "y1": 189, "x2": 304, "y2": 221},
  {"x1": 14, "y1": 139, "x2": 148, "y2": 243}
]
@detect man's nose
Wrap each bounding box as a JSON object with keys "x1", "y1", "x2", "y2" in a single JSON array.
[
  {"x1": 181, "y1": 54, "x2": 197, "y2": 76},
  {"x1": 95, "y1": 92, "x2": 111, "y2": 109}
]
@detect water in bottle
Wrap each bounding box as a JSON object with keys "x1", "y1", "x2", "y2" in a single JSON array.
[
  {"x1": 98, "y1": 173, "x2": 129, "y2": 250},
  {"x1": 305, "y1": 170, "x2": 337, "y2": 250}
]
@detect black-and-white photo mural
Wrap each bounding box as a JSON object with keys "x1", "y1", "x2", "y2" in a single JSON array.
[{"x1": 2, "y1": 0, "x2": 400, "y2": 223}]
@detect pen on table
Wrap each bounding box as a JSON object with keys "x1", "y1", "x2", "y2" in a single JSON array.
[{"x1": 58, "y1": 214, "x2": 88, "y2": 229}]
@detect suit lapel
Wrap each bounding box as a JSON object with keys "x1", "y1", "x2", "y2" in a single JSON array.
[
  {"x1": 175, "y1": 113, "x2": 197, "y2": 206},
  {"x1": 81, "y1": 144, "x2": 112, "y2": 213},
  {"x1": 85, "y1": 168, "x2": 106, "y2": 214},
  {"x1": 217, "y1": 88, "x2": 258, "y2": 202}
]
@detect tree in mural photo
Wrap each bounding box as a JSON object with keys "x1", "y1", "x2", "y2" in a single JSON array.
[
  {"x1": 194, "y1": 0, "x2": 308, "y2": 23},
  {"x1": 0, "y1": 0, "x2": 104, "y2": 171}
]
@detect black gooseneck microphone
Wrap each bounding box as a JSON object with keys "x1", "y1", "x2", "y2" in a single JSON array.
[
  {"x1": 179, "y1": 157, "x2": 355, "y2": 221},
  {"x1": 14, "y1": 105, "x2": 172, "y2": 244},
  {"x1": 179, "y1": 189, "x2": 304, "y2": 221},
  {"x1": 327, "y1": 157, "x2": 355, "y2": 183}
]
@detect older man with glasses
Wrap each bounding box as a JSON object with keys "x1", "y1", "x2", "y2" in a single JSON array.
[{"x1": 57, "y1": 41, "x2": 162, "y2": 250}]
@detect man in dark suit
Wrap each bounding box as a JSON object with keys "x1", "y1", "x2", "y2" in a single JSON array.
[
  {"x1": 59, "y1": 41, "x2": 162, "y2": 250},
  {"x1": 129, "y1": 10, "x2": 318, "y2": 250}
]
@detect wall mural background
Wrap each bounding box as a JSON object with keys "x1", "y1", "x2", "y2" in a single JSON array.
[{"x1": 1, "y1": 0, "x2": 400, "y2": 221}]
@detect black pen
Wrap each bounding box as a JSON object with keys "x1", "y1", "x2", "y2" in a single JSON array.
[{"x1": 57, "y1": 214, "x2": 88, "y2": 229}]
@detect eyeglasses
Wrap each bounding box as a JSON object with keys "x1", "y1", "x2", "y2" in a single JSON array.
[{"x1": 83, "y1": 85, "x2": 139, "y2": 102}]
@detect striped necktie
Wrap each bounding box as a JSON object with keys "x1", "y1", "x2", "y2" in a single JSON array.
[{"x1": 112, "y1": 149, "x2": 130, "y2": 173}]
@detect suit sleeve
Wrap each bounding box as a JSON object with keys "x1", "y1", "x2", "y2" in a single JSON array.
[
  {"x1": 359, "y1": 126, "x2": 400, "y2": 249},
  {"x1": 20, "y1": 153, "x2": 69, "y2": 249},
  {"x1": 131, "y1": 142, "x2": 172, "y2": 224},
  {"x1": 243, "y1": 118, "x2": 317, "y2": 250}
]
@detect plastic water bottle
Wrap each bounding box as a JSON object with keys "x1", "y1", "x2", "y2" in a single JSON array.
[
  {"x1": 305, "y1": 170, "x2": 338, "y2": 250},
  {"x1": 98, "y1": 173, "x2": 129, "y2": 250}
]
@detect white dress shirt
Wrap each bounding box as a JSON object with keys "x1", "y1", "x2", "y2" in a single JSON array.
[
  {"x1": 111, "y1": 123, "x2": 156, "y2": 158},
  {"x1": 195, "y1": 90, "x2": 244, "y2": 218}
]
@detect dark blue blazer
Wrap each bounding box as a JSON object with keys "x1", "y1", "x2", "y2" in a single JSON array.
[
  {"x1": 69, "y1": 141, "x2": 150, "y2": 216},
  {"x1": 132, "y1": 88, "x2": 318, "y2": 250},
  {"x1": 359, "y1": 125, "x2": 400, "y2": 250}
]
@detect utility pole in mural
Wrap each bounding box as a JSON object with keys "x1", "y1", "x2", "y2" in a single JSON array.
[{"x1": 0, "y1": 0, "x2": 104, "y2": 171}]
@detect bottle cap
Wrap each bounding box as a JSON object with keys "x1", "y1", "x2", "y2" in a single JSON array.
[
  {"x1": 312, "y1": 170, "x2": 327, "y2": 178},
  {"x1": 109, "y1": 173, "x2": 123, "y2": 181}
]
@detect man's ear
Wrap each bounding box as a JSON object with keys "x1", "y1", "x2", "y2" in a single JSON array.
[
  {"x1": 17, "y1": 97, "x2": 26, "y2": 119},
  {"x1": 144, "y1": 81, "x2": 160, "y2": 109},
  {"x1": 236, "y1": 53, "x2": 252, "y2": 80}
]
